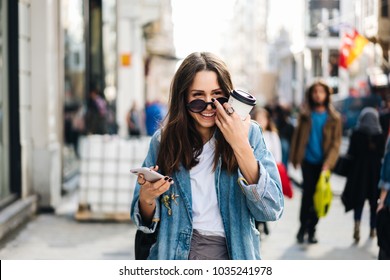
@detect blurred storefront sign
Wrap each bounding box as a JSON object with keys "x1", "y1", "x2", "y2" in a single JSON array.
[{"x1": 120, "y1": 53, "x2": 132, "y2": 67}]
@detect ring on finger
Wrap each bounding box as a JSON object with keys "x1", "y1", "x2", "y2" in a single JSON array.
[
  {"x1": 138, "y1": 177, "x2": 147, "y2": 186},
  {"x1": 226, "y1": 107, "x2": 235, "y2": 116}
]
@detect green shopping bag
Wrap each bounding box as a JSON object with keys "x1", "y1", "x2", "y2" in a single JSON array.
[{"x1": 313, "y1": 170, "x2": 333, "y2": 218}]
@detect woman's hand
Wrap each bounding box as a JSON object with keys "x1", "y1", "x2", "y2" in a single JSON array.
[
  {"x1": 213, "y1": 98, "x2": 259, "y2": 184},
  {"x1": 138, "y1": 165, "x2": 173, "y2": 223},
  {"x1": 377, "y1": 202, "x2": 385, "y2": 213},
  {"x1": 138, "y1": 165, "x2": 173, "y2": 205},
  {"x1": 213, "y1": 98, "x2": 251, "y2": 148}
]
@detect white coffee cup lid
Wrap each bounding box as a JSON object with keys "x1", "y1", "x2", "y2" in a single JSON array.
[{"x1": 230, "y1": 89, "x2": 257, "y2": 106}]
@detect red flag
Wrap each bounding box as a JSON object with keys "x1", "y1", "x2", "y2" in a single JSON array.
[{"x1": 339, "y1": 29, "x2": 368, "y2": 69}]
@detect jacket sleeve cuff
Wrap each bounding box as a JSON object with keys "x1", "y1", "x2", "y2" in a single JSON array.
[
  {"x1": 237, "y1": 161, "x2": 268, "y2": 201},
  {"x1": 379, "y1": 180, "x2": 390, "y2": 191},
  {"x1": 133, "y1": 199, "x2": 160, "y2": 233}
]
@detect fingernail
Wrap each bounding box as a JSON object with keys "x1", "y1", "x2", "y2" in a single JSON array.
[
  {"x1": 211, "y1": 98, "x2": 216, "y2": 102},
  {"x1": 164, "y1": 176, "x2": 169, "y2": 181}
]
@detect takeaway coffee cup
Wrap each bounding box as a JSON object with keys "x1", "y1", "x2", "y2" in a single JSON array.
[{"x1": 228, "y1": 89, "x2": 257, "y2": 120}]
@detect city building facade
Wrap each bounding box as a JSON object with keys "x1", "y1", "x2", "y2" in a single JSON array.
[
  {"x1": 273, "y1": 0, "x2": 390, "y2": 106},
  {"x1": 223, "y1": 0, "x2": 269, "y2": 105},
  {"x1": 0, "y1": 0, "x2": 174, "y2": 241}
]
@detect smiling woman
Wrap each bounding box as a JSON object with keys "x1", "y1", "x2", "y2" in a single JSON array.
[
  {"x1": 186, "y1": 71, "x2": 228, "y2": 140},
  {"x1": 130, "y1": 52, "x2": 284, "y2": 260}
]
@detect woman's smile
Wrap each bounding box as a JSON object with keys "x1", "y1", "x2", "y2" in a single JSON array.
[{"x1": 199, "y1": 111, "x2": 216, "y2": 118}]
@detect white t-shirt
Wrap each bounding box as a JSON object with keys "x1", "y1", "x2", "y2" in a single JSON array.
[
  {"x1": 190, "y1": 137, "x2": 225, "y2": 237},
  {"x1": 262, "y1": 130, "x2": 282, "y2": 163}
]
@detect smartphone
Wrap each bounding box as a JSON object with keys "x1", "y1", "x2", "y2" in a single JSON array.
[{"x1": 130, "y1": 167, "x2": 164, "y2": 183}]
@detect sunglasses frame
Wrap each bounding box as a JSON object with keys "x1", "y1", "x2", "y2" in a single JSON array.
[{"x1": 186, "y1": 97, "x2": 228, "y2": 113}]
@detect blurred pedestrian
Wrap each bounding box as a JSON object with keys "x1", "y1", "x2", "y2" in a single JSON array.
[
  {"x1": 64, "y1": 101, "x2": 80, "y2": 154},
  {"x1": 290, "y1": 80, "x2": 342, "y2": 244},
  {"x1": 253, "y1": 107, "x2": 283, "y2": 236},
  {"x1": 145, "y1": 100, "x2": 167, "y2": 136},
  {"x1": 379, "y1": 95, "x2": 390, "y2": 137},
  {"x1": 85, "y1": 87, "x2": 107, "y2": 134},
  {"x1": 254, "y1": 107, "x2": 282, "y2": 162},
  {"x1": 274, "y1": 104, "x2": 294, "y2": 169},
  {"x1": 130, "y1": 52, "x2": 283, "y2": 260},
  {"x1": 377, "y1": 134, "x2": 390, "y2": 259},
  {"x1": 106, "y1": 101, "x2": 118, "y2": 135},
  {"x1": 126, "y1": 102, "x2": 143, "y2": 137},
  {"x1": 341, "y1": 108, "x2": 385, "y2": 244}
]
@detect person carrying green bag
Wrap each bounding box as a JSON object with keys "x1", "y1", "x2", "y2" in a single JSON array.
[
  {"x1": 289, "y1": 80, "x2": 342, "y2": 244},
  {"x1": 314, "y1": 170, "x2": 333, "y2": 218}
]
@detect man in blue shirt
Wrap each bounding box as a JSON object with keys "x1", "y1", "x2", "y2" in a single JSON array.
[
  {"x1": 145, "y1": 101, "x2": 167, "y2": 136},
  {"x1": 290, "y1": 80, "x2": 342, "y2": 244}
]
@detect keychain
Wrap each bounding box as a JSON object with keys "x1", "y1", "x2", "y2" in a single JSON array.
[{"x1": 161, "y1": 195, "x2": 172, "y2": 216}]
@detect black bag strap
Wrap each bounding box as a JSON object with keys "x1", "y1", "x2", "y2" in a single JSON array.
[{"x1": 134, "y1": 227, "x2": 159, "y2": 260}]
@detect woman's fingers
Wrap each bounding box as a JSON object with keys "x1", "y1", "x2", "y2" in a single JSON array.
[
  {"x1": 137, "y1": 174, "x2": 147, "y2": 185},
  {"x1": 141, "y1": 176, "x2": 174, "y2": 197},
  {"x1": 213, "y1": 99, "x2": 251, "y2": 146},
  {"x1": 212, "y1": 98, "x2": 230, "y2": 121},
  {"x1": 222, "y1": 102, "x2": 239, "y2": 119},
  {"x1": 158, "y1": 180, "x2": 172, "y2": 193},
  {"x1": 154, "y1": 177, "x2": 174, "y2": 191}
]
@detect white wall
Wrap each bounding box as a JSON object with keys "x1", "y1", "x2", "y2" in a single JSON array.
[
  {"x1": 28, "y1": 0, "x2": 62, "y2": 208},
  {"x1": 19, "y1": 0, "x2": 33, "y2": 198},
  {"x1": 116, "y1": 0, "x2": 146, "y2": 138}
]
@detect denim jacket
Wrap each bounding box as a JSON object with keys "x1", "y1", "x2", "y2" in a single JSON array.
[
  {"x1": 379, "y1": 139, "x2": 390, "y2": 206},
  {"x1": 130, "y1": 121, "x2": 284, "y2": 260}
]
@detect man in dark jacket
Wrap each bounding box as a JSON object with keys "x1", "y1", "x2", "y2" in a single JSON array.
[{"x1": 290, "y1": 80, "x2": 342, "y2": 244}]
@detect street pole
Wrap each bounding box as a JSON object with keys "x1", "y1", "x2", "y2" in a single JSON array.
[{"x1": 321, "y1": 8, "x2": 329, "y2": 81}]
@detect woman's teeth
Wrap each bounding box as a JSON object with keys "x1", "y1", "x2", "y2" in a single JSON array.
[{"x1": 201, "y1": 112, "x2": 215, "y2": 117}]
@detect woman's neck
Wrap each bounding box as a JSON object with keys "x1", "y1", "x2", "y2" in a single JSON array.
[
  {"x1": 198, "y1": 128, "x2": 214, "y2": 144},
  {"x1": 314, "y1": 105, "x2": 326, "y2": 113}
]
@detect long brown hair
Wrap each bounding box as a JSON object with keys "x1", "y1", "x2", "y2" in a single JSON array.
[
  {"x1": 156, "y1": 52, "x2": 237, "y2": 175},
  {"x1": 306, "y1": 80, "x2": 332, "y2": 110}
]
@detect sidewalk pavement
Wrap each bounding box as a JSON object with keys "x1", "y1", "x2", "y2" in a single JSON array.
[
  {"x1": 260, "y1": 175, "x2": 378, "y2": 260},
  {"x1": 0, "y1": 170, "x2": 380, "y2": 260}
]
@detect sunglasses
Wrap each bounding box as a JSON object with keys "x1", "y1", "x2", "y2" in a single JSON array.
[{"x1": 186, "y1": 97, "x2": 228, "y2": 113}]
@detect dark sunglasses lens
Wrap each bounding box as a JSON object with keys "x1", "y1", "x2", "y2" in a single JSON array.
[
  {"x1": 187, "y1": 100, "x2": 207, "y2": 113},
  {"x1": 217, "y1": 97, "x2": 228, "y2": 105}
]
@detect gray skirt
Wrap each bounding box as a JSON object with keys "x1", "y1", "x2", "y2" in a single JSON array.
[{"x1": 188, "y1": 229, "x2": 229, "y2": 260}]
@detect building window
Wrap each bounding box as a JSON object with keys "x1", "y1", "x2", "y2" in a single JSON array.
[
  {"x1": 308, "y1": 0, "x2": 340, "y2": 37},
  {"x1": 381, "y1": 0, "x2": 388, "y2": 18},
  {"x1": 312, "y1": 50, "x2": 322, "y2": 77},
  {"x1": 62, "y1": 0, "x2": 86, "y2": 179}
]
